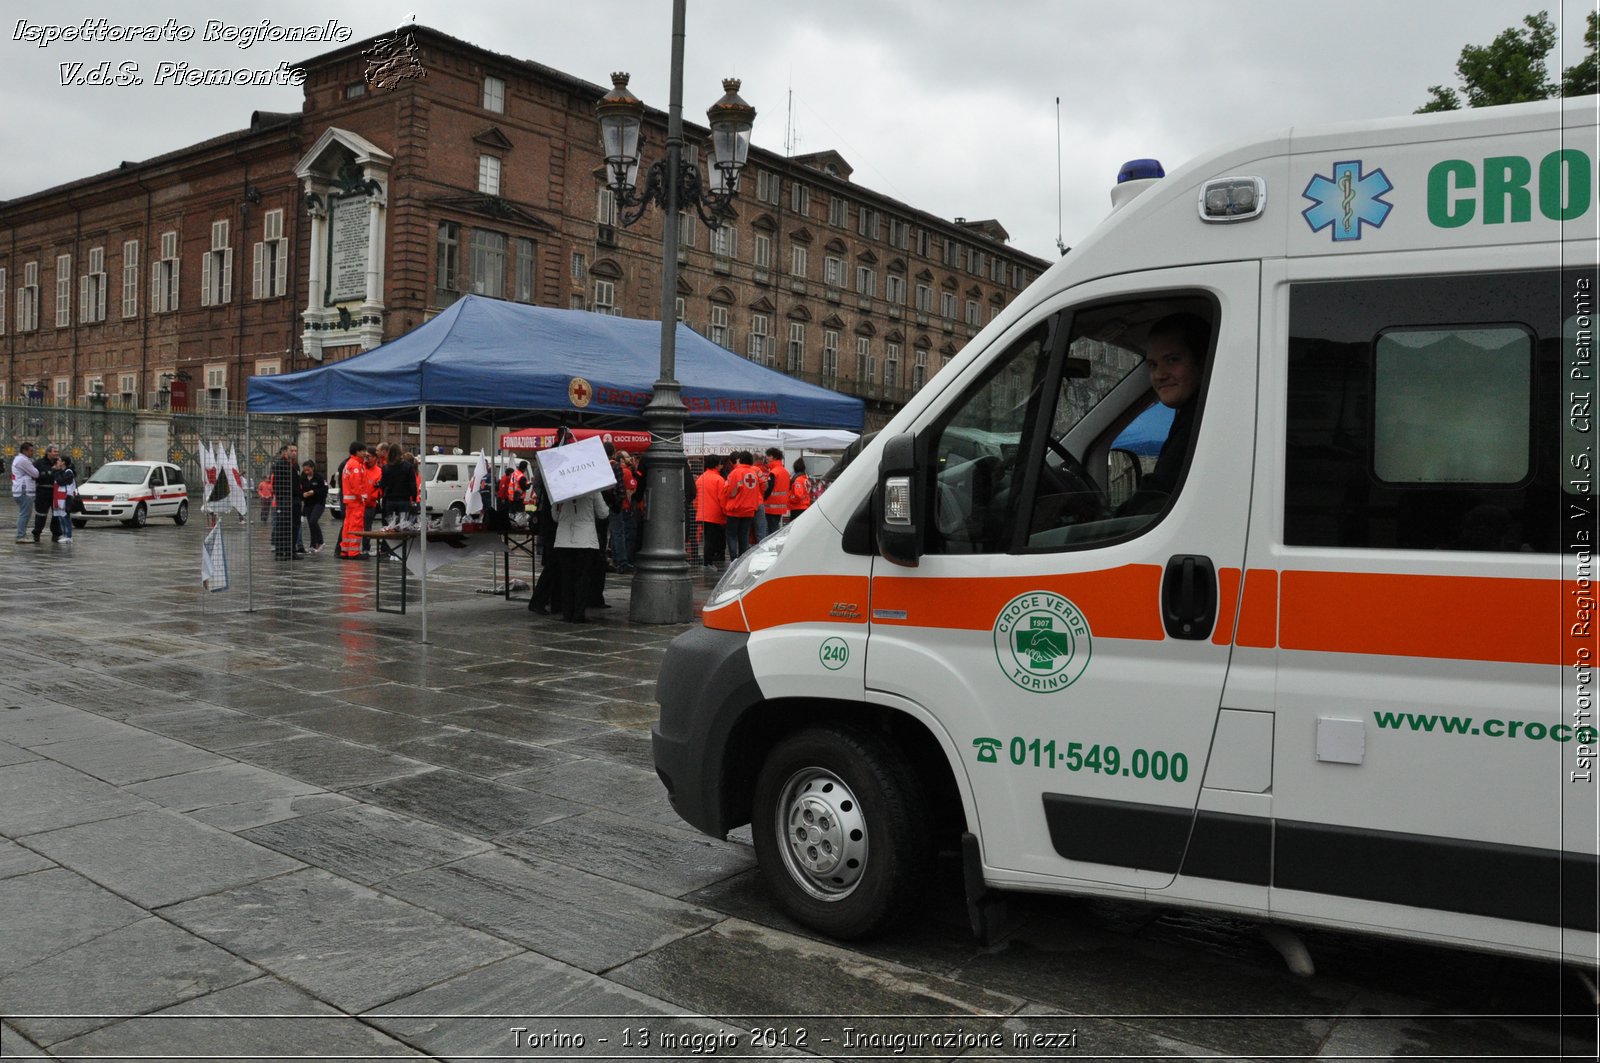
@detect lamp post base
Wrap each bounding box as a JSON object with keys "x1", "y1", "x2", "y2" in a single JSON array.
[{"x1": 629, "y1": 381, "x2": 695, "y2": 625}]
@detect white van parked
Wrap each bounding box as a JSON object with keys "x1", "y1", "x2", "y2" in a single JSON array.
[
  {"x1": 653, "y1": 98, "x2": 1598, "y2": 967},
  {"x1": 329, "y1": 452, "x2": 524, "y2": 517}
]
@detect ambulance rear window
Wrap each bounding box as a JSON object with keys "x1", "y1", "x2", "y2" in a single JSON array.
[{"x1": 1373, "y1": 326, "x2": 1532, "y2": 485}]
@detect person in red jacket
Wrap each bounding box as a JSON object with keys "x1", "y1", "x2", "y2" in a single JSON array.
[
  {"x1": 762, "y1": 447, "x2": 790, "y2": 530},
  {"x1": 336, "y1": 444, "x2": 377, "y2": 559},
  {"x1": 723, "y1": 450, "x2": 763, "y2": 561},
  {"x1": 787, "y1": 457, "x2": 812, "y2": 523},
  {"x1": 694, "y1": 454, "x2": 729, "y2": 569}
]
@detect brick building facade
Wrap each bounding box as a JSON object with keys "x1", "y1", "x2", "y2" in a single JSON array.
[{"x1": 0, "y1": 26, "x2": 1048, "y2": 451}]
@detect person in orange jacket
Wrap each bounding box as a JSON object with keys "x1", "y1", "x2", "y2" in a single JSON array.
[
  {"x1": 336, "y1": 443, "x2": 377, "y2": 559},
  {"x1": 694, "y1": 454, "x2": 729, "y2": 569},
  {"x1": 787, "y1": 457, "x2": 812, "y2": 523},
  {"x1": 723, "y1": 450, "x2": 763, "y2": 561},
  {"x1": 762, "y1": 447, "x2": 790, "y2": 529}
]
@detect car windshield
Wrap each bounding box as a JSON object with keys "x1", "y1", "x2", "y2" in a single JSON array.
[{"x1": 89, "y1": 464, "x2": 151, "y2": 485}]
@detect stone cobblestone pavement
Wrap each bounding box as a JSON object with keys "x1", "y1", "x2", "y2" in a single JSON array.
[{"x1": 0, "y1": 518, "x2": 1593, "y2": 1060}]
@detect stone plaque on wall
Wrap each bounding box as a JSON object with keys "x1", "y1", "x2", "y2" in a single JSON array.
[{"x1": 326, "y1": 194, "x2": 371, "y2": 305}]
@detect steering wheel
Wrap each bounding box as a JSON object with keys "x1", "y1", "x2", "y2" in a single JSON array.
[{"x1": 1037, "y1": 436, "x2": 1110, "y2": 524}]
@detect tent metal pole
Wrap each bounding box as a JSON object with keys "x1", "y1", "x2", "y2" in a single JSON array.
[
  {"x1": 245, "y1": 414, "x2": 254, "y2": 613},
  {"x1": 419, "y1": 403, "x2": 428, "y2": 645}
]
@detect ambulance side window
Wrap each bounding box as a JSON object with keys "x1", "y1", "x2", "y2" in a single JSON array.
[
  {"x1": 922, "y1": 321, "x2": 1054, "y2": 554},
  {"x1": 920, "y1": 295, "x2": 1211, "y2": 555},
  {"x1": 1285, "y1": 269, "x2": 1570, "y2": 552}
]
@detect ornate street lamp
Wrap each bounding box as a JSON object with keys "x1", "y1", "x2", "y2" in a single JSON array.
[{"x1": 596, "y1": 1, "x2": 755, "y2": 624}]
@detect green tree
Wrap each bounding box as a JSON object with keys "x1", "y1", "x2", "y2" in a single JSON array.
[
  {"x1": 1563, "y1": 10, "x2": 1599, "y2": 97},
  {"x1": 1417, "y1": 9, "x2": 1597, "y2": 112}
]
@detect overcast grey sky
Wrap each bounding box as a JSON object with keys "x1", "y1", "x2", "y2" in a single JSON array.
[{"x1": 1, "y1": 0, "x2": 1594, "y2": 260}]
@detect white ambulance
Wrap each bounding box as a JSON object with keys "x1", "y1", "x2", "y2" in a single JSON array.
[{"x1": 653, "y1": 97, "x2": 1599, "y2": 966}]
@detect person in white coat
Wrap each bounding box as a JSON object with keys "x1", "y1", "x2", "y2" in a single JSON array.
[{"x1": 552, "y1": 488, "x2": 609, "y2": 623}]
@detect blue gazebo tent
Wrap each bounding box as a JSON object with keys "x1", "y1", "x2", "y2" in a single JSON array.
[{"x1": 247, "y1": 296, "x2": 864, "y2": 430}]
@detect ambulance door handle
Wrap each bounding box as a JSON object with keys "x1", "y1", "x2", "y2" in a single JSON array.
[{"x1": 1162, "y1": 554, "x2": 1216, "y2": 640}]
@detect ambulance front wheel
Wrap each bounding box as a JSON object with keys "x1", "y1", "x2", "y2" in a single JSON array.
[{"x1": 752, "y1": 726, "x2": 933, "y2": 940}]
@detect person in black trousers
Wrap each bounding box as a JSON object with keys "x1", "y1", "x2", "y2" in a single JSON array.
[{"x1": 300, "y1": 460, "x2": 327, "y2": 553}]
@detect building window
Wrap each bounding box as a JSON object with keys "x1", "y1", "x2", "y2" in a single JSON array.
[
  {"x1": 55, "y1": 253, "x2": 71, "y2": 327},
  {"x1": 821, "y1": 329, "x2": 839, "y2": 382},
  {"x1": 201, "y1": 220, "x2": 232, "y2": 307},
  {"x1": 678, "y1": 211, "x2": 696, "y2": 249},
  {"x1": 709, "y1": 305, "x2": 729, "y2": 346},
  {"x1": 885, "y1": 342, "x2": 900, "y2": 390},
  {"x1": 942, "y1": 239, "x2": 957, "y2": 267},
  {"x1": 916, "y1": 229, "x2": 929, "y2": 257},
  {"x1": 478, "y1": 155, "x2": 502, "y2": 196},
  {"x1": 345, "y1": 82, "x2": 367, "y2": 99},
  {"x1": 753, "y1": 233, "x2": 771, "y2": 269},
  {"x1": 18, "y1": 261, "x2": 39, "y2": 331},
  {"x1": 889, "y1": 217, "x2": 910, "y2": 250},
  {"x1": 790, "y1": 181, "x2": 810, "y2": 215},
  {"x1": 204, "y1": 363, "x2": 227, "y2": 410},
  {"x1": 855, "y1": 266, "x2": 876, "y2": 298},
  {"x1": 0, "y1": 268, "x2": 5, "y2": 335},
  {"x1": 469, "y1": 230, "x2": 506, "y2": 298},
  {"x1": 824, "y1": 256, "x2": 845, "y2": 288},
  {"x1": 483, "y1": 75, "x2": 506, "y2": 113},
  {"x1": 965, "y1": 298, "x2": 981, "y2": 326},
  {"x1": 515, "y1": 238, "x2": 536, "y2": 303},
  {"x1": 597, "y1": 188, "x2": 618, "y2": 244},
  {"x1": 54, "y1": 378, "x2": 70, "y2": 405},
  {"x1": 253, "y1": 209, "x2": 288, "y2": 299},
  {"x1": 711, "y1": 225, "x2": 737, "y2": 259},
  {"x1": 787, "y1": 321, "x2": 806, "y2": 373},
  {"x1": 436, "y1": 222, "x2": 460, "y2": 304},
  {"x1": 570, "y1": 293, "x2": 585, "y2": 310},
  {"x1": 748, "y1": 313, "x2": 769, "y2": 364},
  {"x1": 593, "y1": 279, "x2": 616, "y2": 314},
  {"x1": 915, "y1": 283, "x2": 933, "y2": 314},
  {"x1": 856, "y1": 207, "x2": 879, "y2": 240},
  {"x1": 855, "y1": 336, "x2": 874, "y2": 385},
  {"x1": 757, "y1": 170, "x2": 780, "y2": 204},
  {"x1": 121, "y1": 239, "x2": 139, "y2": 318},
  {"x1": 81, "y1": 247, "x2": 107, "y2": 323},
  {"x1": 571, "y1": 251, "x2": 585, "y2": 280},
  {"x1": 991, "y1": 256, "x2": 1005, "y2": 283},
  {"x1": 675, "y1": 296, "x2": 687, "y2": 323},
  {"x1": 118, "y1": 373, "x2": 137, "y2": 403},
  {"x1": 912, "y1": 347, "x2": 928, "y2": 390},
  {"x1": 829, "y1": 196, "x2": 847, "y2": 227},
  {"x1": 887, "y1": 274, "x2": 906, "y2": 305},
  {"x1": 255, "y1": 360, "x2": 281, "y2": 376},
  {"x1": 791, "y1": 245, "x2": 808, "y2": 279},
  {"x1": 940, "y1": 291, "x2": 957, "y2": 320}
]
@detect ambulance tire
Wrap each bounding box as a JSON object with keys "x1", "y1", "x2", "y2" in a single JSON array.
[{"x1": 753, "y1": 725, "x2": 933, "y2": 940}]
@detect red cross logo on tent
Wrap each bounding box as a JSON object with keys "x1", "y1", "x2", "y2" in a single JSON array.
[{"x1": 569, "y1": 376, "x2": 593, "y2": 408}]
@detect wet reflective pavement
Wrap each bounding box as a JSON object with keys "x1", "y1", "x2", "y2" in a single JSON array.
[{"x1": 0, "y1": 519, "x2": 1594, "y2": 1060}]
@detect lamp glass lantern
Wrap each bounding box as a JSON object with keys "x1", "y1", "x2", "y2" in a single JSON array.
[
  {"x1": 597, "y1": 72, "x2": 644, "y2": 194},
  {"x1": 706, "y1": 78, "x2": 754, "y2": 195}
]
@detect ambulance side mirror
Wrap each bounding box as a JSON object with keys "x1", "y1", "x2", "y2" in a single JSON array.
[{"x1": 875, "y1": 431, "x2": 923, "y2": 567}]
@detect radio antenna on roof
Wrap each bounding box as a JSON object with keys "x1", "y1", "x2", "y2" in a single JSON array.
[{"x1": 1055, "y1": 96, "x2": 1069, "y2": 256}]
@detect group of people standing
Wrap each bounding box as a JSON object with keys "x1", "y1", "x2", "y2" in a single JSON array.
[
  {"x1": 693, "y1": 447, "x2": 813, "y2": 568},
  {"x1": 332, "y1": 441, "x2": 419, "y2": 560},
  {"x1": 9, "y1": 442, "x2": 78, "y2": 545}
]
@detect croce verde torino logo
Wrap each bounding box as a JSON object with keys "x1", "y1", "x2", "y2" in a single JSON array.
[{"x1": 993, "y1": 591, "x2": 1091, "y2": 693}]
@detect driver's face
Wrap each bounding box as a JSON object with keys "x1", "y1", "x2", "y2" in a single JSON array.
[{"x1": 1147, "y1": 335, "x2": 1201, "y2": 409}]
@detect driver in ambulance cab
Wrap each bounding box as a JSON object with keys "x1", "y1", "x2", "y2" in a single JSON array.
[
  {"x1": 1120, "y1": 312, "x2": 1209, "y2": 514},
  {"x1": 1144, "y1": 312, "x2": 1208, "y2": 489}
]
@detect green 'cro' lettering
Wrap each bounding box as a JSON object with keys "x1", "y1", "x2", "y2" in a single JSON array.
[
  {"x1": 1482, "y1": 155, "x2": 1533, "y2": 224},
  {"x1": 1427, "y1": 159, "x2": 1475, "y2": 227},
  {"x1": 1539, "y1": 149, "x2": 1592, "y2": 221}
]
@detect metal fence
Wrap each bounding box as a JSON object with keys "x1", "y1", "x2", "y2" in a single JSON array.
[{"x1": 0, "y1": 400, "x2": 139, "y2": 473}]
